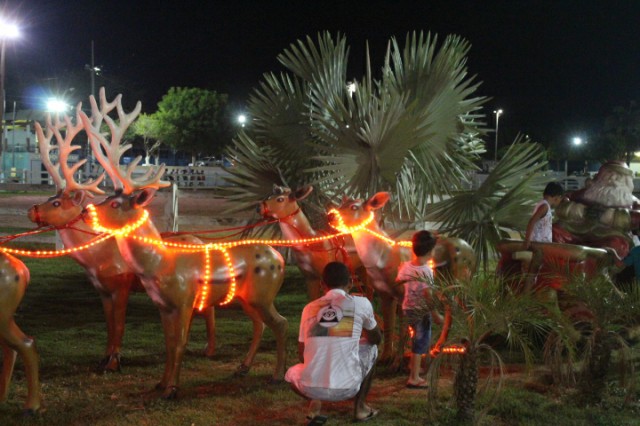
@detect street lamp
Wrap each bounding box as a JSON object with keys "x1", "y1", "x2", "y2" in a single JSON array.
[
  {"x1": 46, "y1": 98, "x2": 71, "y2": 114},
  {"x1": 0, "y1": 18, "x2": 19, "y2": 162},
  {"x1": 493, "y1": 109, "x2": 503, "y2": 162},
  {"x1": 237, "y1": 114, "x2": 246, "y2": 128},
  {"x1": 571, "y1": 136, "x2": 587, "y2": 175}
]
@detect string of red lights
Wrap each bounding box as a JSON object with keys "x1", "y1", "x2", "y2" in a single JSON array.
[{"x1": 0, "y1": 205, "x2": 465, "y2": 354}]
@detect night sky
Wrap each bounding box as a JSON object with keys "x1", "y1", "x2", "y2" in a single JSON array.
[{"x1": 5, "y1": 0, "x2": 640, "y2": 147}]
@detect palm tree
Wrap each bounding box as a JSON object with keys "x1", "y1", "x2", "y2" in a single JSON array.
[
  {"x1": 425, "y1": 139, "x2": 549, "y2": 269},
  {"x1": 221, "y1": 31, "x2": 488, "y2": 218},
  {"x1": 220, "y1": 32, "x2": 551, "y2": 267},
  {"x1": 421, "y1": 274, "x2": 555, "y2": 423},
  {"x1": 561, "y1": 275, "x2": 640, "y2": 404}
]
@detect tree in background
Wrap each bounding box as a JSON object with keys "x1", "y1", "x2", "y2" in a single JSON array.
[
  {"x1": 153, "y1": 87, "x2": 232, "y2": 164},
  {"x1": 132, "y1": 113, "x2": 164, "y2": 165},
  {"x1": 589, "y1": 102, "x2": 640, "y2": 163}
]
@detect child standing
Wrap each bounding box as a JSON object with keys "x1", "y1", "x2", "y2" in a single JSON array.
[
  {"x1": 396, "y1": 230, "x2": 441, "y2": 388},
  {"x1": 524, "y1": 181, "x2": 564, "y2": 248}
]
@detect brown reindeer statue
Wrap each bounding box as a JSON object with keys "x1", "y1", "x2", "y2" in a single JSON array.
[
  {"x1": 0, "y1": 252, "x2": 40, "y2": 413},
  {"x1": 81, "y1": 89, "x2": 287, "y2": 399},
  {"x1": 259, "y1": 185, "x2": 367, "y2": 300},
  {"x1": 327, "y1": 192, "x2": 476, "y2": 361},
  {"x1": 27, "y1": 107, "x2": 216, "y2": 373}
]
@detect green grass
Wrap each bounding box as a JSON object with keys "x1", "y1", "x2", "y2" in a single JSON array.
[{"x1": 1, "y1": 255, "x2": 640, "y2": 425}]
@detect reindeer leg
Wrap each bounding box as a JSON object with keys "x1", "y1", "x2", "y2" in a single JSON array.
[
  {"x1": 1, "y1": 320, "x2": 40, "y2": 412},
  {"x1": 160, "y1": 307, "x2": 192, "y2": 400},
  {"x1": 200, "y1": 306, "x2": 216, "y2": 358},
  {"x1": 0, "y1": 343, "x2": 17, "y2": 402},
  {"x1": 190, "y1": 306, "x2": 216, "y2": 358},
  {"x1": 379, "y1": 293, "x2": 398, "y2": 364},
  {"x1": 105, "y1": 281, "x2": 132, "y2": 373},
  {"x1": 251, "y1": 302, "x2": 288, "y2": 383},
  {"x1": 157, "y1": 311, "x2": 175, "y2": 392},
  {"x1": 97, "y1": 291, "x2": 118, "y2": 373},
  {"x1": 235, "y1": 301, "x2": 266, "y2": 376},
  {"x1": 389, "y1": 307, "x2": 407, "y2": 373}
]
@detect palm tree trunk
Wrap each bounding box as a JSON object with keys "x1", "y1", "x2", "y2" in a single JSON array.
[
  {"x1": 579, "y1": 328, "x2": 611, "y2": 404},
  {"x1": 454, "y1": 345, "x2": 478, "y2": 423}
]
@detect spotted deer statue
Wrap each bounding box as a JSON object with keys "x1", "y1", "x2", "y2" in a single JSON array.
[
  {"x1": 327, "y1": 192, "x2": 476, "y2": 361},
  {"x1": 27, "y1": 106, "x2": 216, "y2": 373},
  {"x1": 259, "y1": 185, "x2": 368, "y2": 300},
  {"x1": 81, "y1": 89, "x2": 287, "y2": 398},
  {"x1": 0, "y1": 252, "x2": 40, "y2": 414}
]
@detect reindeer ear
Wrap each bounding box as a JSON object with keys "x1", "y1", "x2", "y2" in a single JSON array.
[
  {"x1": 133, "y1": 188, "x2": 157, "y2": 208},
  {"x1": 71, "y1": 190, "x2": 86, "y2": 206},
  {"x1": 292, "y1": 186, "x2": 313, "y2": 201},
  {"x1": 366, "y1": 192, "x2": 391, "y2": 211}
]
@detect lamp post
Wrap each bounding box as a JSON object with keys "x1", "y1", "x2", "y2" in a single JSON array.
[
  {"x1": 0, "y1": 19, "x2": 19, "y2": 164},
  {"x1": 85, "y1": 41, "x2": 101, "y2": 175},
  {"x1": 493, "y1": 109, "x2": 503, "y2": 162}
]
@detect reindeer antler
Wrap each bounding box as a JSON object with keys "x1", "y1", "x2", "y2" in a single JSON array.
[
  {"x1": 81, "y1": 88, "x2": 168, "y2": 194},
  {"x1": 36, "y1": 104, "x2": 105, "y2": 196}
]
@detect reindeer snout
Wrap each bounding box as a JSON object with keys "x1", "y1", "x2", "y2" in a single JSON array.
[{"x1": 27, "y1": 206, "x2": 38, "y2": 223}]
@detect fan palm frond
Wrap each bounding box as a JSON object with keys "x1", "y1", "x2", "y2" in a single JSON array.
[
  {"x1": 222, "y1": 30, "x2": 488, "y2": 223},
  {"x1": 426, "y1": 138, "x2": 549, "y2": 269}
]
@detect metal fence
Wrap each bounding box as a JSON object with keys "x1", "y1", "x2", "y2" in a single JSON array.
[{"x1": 0, "y1": 165, "x2": 234, "y2": 189}]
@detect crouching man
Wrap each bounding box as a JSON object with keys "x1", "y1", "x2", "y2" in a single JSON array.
[{"x1": 285, "y1": 261, "x2": 382, "y2": 424}]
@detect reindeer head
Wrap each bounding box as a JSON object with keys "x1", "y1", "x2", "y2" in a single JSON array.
[
  {"x1": 327, "y1": 192, "x2": 390, "y2": 230},
  {"x1": 28, "y1": 106, "x2": 105, "y2": 227},
  {"x1": 258, "y1": 185, "x2": 313, "y2": 219},
  {"x1": 80, "y1": 88, "x2": 167, "y2": 231}
]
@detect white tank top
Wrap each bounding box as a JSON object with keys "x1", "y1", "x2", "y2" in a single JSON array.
[{"x1": 531, "y1": 199, "x2": 552, "y2": 243}]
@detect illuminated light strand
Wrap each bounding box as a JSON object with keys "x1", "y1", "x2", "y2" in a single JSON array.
[
  {"x1": 326, "y1": 208, "x2": 412, "y2": 247},
  {"x1": 86, "y1": 204, "x2": 150, "y2": 236},
  {"x1": 77, "y1": 205, "x2": 417, "y2": 307},
  {"x1": 433, "y1": 345, "x2": 467, "y2": 355},
  {"x1": 0, "y1": 234, "x2": 113, "y2": 258},
  {"x1": 218, "y1": 248, "x2": 237, "y2": 306},
  {"x1": 196, "y1": 247, "x2": 212, "y2": 311}
]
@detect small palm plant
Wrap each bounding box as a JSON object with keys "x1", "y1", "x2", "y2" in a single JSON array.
[
  {"x1": 561, "y1": 274, "x2": 640, "y2": 404},
  {"x1": 419, "y1": 273, "x2": 556, "y2": 423}
]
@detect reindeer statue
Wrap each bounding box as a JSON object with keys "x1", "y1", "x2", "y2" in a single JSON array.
[
  {"x1": 81, "y1": 89, "x2": 287, "y2": 399},
  {"x1": 27, "y1": 107, "x2": 216, "y2": 373},
  {"x1": 327, "y1": 192, "x2": 476, "y2": 361},
  {"x1": 0, "y1": 252, "x2": 40, "y2": 413},
  {"x1": 259, "y1": 185, "x2": 367, "y2": 300}
]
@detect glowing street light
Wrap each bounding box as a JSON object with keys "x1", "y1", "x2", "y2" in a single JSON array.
[
  {"x1": 237, "y1": 114, "x2": 246, "y2": 128},
  {"x1": 572, "y1": 136, "x2": 583, "y2": 146},
  {"x1": 46, "y1": 98, "x2": 71, "y2": 113},
  {"x1": 0, "y1": 18, "x2": 20, "y2": 159},
  {"x1": 493, "y1": 109, "x2": 503, "y2": 162}
]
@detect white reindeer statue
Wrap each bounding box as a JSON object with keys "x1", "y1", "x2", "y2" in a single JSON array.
[
  {"x1": 81, "y1": 89, "x2": 288, "y2": 399},
  {"x1": 0, "y1": 252, "x2": 40, "y2": 413},
  {"x1": 28, "y1": 107, "x2": 216, "y2": 373}
]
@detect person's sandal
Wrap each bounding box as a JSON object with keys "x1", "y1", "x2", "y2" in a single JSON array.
[{"x1": 306, "y1": 414, "x2": 329, "y2": 425}]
